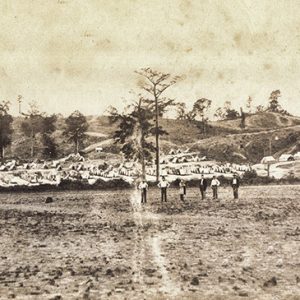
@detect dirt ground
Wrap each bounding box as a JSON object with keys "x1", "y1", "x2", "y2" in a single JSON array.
[{"x1": 0, "y1": 185, "x2": 299, "y2": 300}]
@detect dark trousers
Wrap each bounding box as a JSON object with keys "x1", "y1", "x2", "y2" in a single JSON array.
[
  {"x1": 212, "y1": 186, "x2": 218, "y2": 199},
  {"x1": 180, "y1": 194, "x2": 184, "y2": 201},
  {"x1": 141, "y1": 189, "x2": 147, "y2": 203},
  {"x1": 232, "y1": 186, "x2": 239, "y2": 199},
  {"x1": 200, "y1": 187, "x2": 206, "y2": 200},
  {"x1": 161, "y1": 188, "x2": 167, "y2": 202}
]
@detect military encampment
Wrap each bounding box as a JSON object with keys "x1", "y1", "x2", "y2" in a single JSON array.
[{"x1": 1, "y1": 1, "x2": 300, "y2": 299}]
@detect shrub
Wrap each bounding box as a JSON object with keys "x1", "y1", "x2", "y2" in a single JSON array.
[{"x1": 243, "y1": 169, "x2": 258, "y2": 181}]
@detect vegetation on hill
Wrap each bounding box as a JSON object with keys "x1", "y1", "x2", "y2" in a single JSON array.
[
  {"x1": 3, "y1": 75, "x2": 300, "y2": 165},
  {"x1": 5, "y1": 110, "x2": 300, "y2": 165}
]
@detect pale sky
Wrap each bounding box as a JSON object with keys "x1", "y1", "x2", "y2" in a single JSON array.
[{"x1": 1, "y1": 0, "x2": 300, "y2": 116}]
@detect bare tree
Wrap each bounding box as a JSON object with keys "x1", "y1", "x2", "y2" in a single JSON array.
[{"x1": 136, "y1": 68, "x2": 180, "y2": 181}]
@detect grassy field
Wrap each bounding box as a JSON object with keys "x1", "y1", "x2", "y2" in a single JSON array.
[{"x1": 0, "y1": 186, "x2": 299, "y2": 299}]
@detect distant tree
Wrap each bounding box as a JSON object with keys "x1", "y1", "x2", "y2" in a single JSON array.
[
  {"x1": 176, "y1": 102, "x2": 188, "y2": 120},
  {"x1": 214, "y1": 101, "x2": 239, "y2": 120},
  {"x1": 109, "y1": 98, "x2": 155, "y2": 178},
  {"x1": 214, "y1": 107, "x2": 226, "y2": 120},
  {"x1": 0, "y1": 101, "x2": 14, "y2": 159},
  {"x1": 267, "y1": 90, "x2": 282, "y2": 112},
  {"x1": 226, "y1": 108, "x2": 240, "y2": 120},
  {"x1": 224, "y1": 101, "x2": 239, "y2": 120},
  {"x1": 20, "y1": 101, "x2": 44, "y2": 158},
  {"x1": 192, "y1": 98, "x2": 212, "y2": 133},
  {"x1": 246, "y1": 96, "x2": 253, "y2": 113},
  {"x1": 256, "y1": 105, "x2": 265, "y2": 113},
  {"x1": 41, "y1": 114, "x2": 57, "y2": 158},
  {"x1": 136, "y1": 68, "x2": 180, "y2": 181},
  {"x1": 64, "y1": 111, "x2": 89, "y2": 154},
  {"x1": 193, "y1": 98, "x2": 212, "y2": 120},
  {"x1": 175, "y1": 102, "x2": 196, "y2": 122}
]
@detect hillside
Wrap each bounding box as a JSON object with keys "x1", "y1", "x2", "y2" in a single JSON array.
[
  {"x1": 209, "y1": 112, "x2": 300, "y2": 131},
  {"x1": 5, "y1": 112, "x2": 300, "y2": 164},
  {"x1": 82, "y1": 112, "x2": 300, "y2": 163}
]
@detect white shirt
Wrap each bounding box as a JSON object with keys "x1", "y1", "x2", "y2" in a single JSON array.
[
  {"x1": 138, "y1": 182, "x2": 148, "y2": 189},
  {"x1": 232, "y1": 178, "x2": 237, "y2": 185},
  {"x1": 158, "y1": 180, "x2": 169, "y2": 188},
  {"x1": 211, "y1": 179, "x2": 220, "y2": 187}
]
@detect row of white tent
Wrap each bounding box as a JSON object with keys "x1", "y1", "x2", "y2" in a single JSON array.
[{"x1": 261, "y1": 152, "x2": 300, "y2": 164}]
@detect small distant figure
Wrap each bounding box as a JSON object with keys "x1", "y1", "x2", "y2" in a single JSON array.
[
  {"x1": 179, "y1": 179, "x2": 186, "y2": 201},
  {"x1": 138, "y1": 179, "x2": 148, "y2": 203},
  {"x1": 231, "y1": 173, "x2": 240, "y2": 199},
  {"x1": 211, "y1": 176, "x2": 220, "y2": 200},
  {"x1": 158, "y1": 176, "x2": 170, "y2": 202},
  {"x1": 199, "y1": 174, "x2": 208, "y2": 200}
]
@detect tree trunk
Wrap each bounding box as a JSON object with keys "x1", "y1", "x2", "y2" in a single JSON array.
[
  {"x1": 202, "y1": 116, "x2": 206, "y2": 135},
  {"x1": 141, "y1": 150, "x2": 146, "y2": 180},
  {"x1": 155, "y1": 94, "x2": 160, "y2": 182},
  {"x1": 30, "y1": 133, "x2": 34, "y2": 158},
  {"x1": 137, "y1": 99, "x2": 146, "y2": 180},
  {"x1": 138, "y1": 129, "x2": 146, "y2": 179},
  {"x1": 30, "y1": 122, "x2": 34, "y2": 158},
  {"x1": 0, "y1": 146, "x2": 3, "y2": 160},
  {"x1": 76, "y1": 139, "x2": 79, "y2": 154}
]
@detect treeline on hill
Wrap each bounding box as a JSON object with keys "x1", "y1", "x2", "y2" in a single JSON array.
[
  {"x1": 0, "y1": 67, "x2": 298, "y2": 166},
  {"x1": 175, "y1": 89, "x2": 291, "y2": 134},
  {"x1": 0, "y1": 98, "x2": 90, "y2": 161}
]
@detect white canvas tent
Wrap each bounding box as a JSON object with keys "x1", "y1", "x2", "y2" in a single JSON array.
[
  {"x1": 171, "y1": 157, "x2": 179, "y2": 163},
  {"x1": 261, "y1": 156, "x2": 276, "y2": 164},
  {"x1": 293, "y1": 152, "x2": 300, "y2": 160},
  {"x1": 278, "y1": 154, "x2": 294, "y2": 162},
  {"x1": 169, "y1": 149, "x2": 176, "y2": 155}
]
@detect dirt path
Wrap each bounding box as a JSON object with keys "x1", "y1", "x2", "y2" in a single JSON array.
[{"x1": 129, "y1": 189, "x2": 180, "y2": 298}]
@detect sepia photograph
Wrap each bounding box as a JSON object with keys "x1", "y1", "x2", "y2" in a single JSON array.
[{"x1": 0, "y1": 0, "x2": 300, "y2": 299}]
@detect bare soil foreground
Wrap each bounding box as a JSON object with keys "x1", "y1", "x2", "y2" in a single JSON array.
[{"x1": 0, "y1": 186, "x2": 299, "y2": 300}]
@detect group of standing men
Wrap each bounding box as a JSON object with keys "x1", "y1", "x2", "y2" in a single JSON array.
[
  {"x1": 198, "y1": 174, "x2": 239, "y2": 200},
  {"x1": 138, "y1": 174, "x2": 240, "y2": 203}
]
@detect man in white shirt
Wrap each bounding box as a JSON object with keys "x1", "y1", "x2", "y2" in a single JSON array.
[
  {"x1": 138, "y1": 180, "x2": 149, "y2": 203},
  {"x1": 211, "y1": 176, "x2": 220, "y2": 200},
  {"x1": 158, "y1": 176, "x2": 170, "y2": 202}
]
